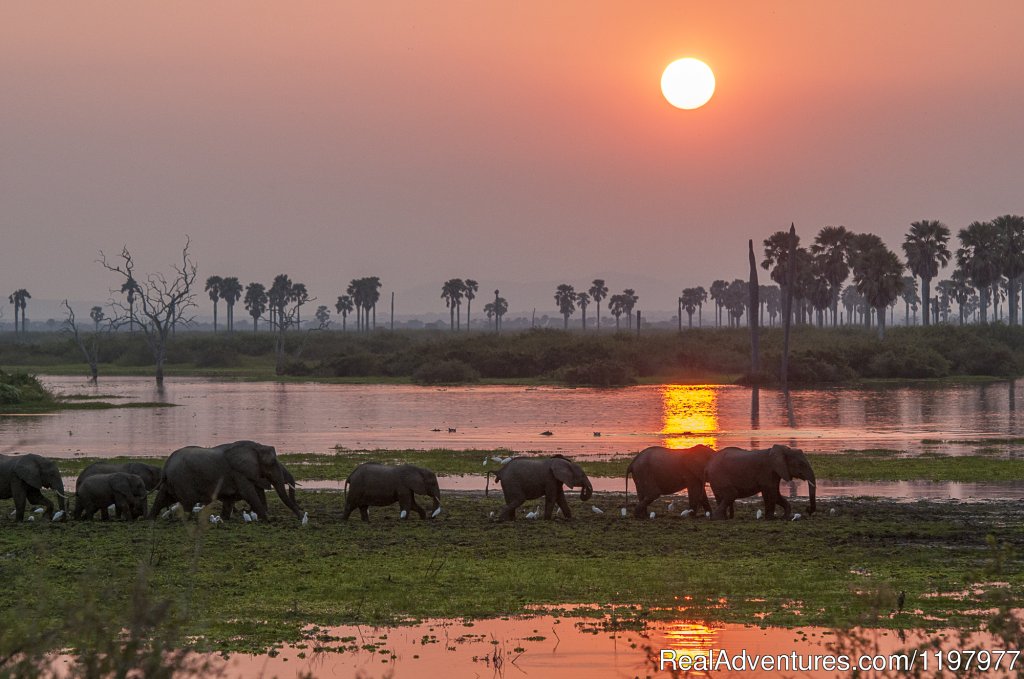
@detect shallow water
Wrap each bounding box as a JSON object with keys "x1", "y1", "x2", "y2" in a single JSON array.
[
  {"x1": 6, "y1": 377, "x2": 1024, "y2": 459},
  {"x1": 208, "y1": 613, "x2": 1001, "y2": 679}
]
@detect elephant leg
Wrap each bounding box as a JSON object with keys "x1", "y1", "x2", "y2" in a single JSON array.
[
  {"x1": 712, "y1": 488, "x2": 736, "y2": 520},
  {"x1": 221, "y1": 501, "x2": 234, "y2": 520},
  {"x1": 543, "y1": 491, "x2": 557, "y2": 519},
  {"x1": 101, "y1": 504, "x2": 111, "y2": 520},
  {"x1": 499, "y1": 497, "x2": 525, "y2": 521},
  {"x1": 10, "y1": 479, "x2": 28, "y2": 522},
  {"x1": 762, "y1": 489, "x2": 778, "y2": 519},
  {"x1": 686, "y1": 481, "x2": 705, "y2": 513},
  {"x1": 409, "y1": 497, "x2": 427, "y2": 520},
  {"x1": 25, "y1": 487, "x2": 54, "y2": 518},
  {"x1": 238, "y1": 484, "x2": 269, "y2": 521},
  {"x1": 359, "y1": 505, "x2": 370, "y2": 522},
  {"x1": 148, "y1": 485, "x2": 174, "y2": 519},
  {"x1": 634, "y1": 492, "x2": 656, "y2": 519},
  {"x1": 341, "y1": 499, "x2": 354, "y2": 521},
  {"x1": 114, "y1": 497, "x2": 131, "y2": 521},
  {"x1": 555, "y1": 488, "x2": 573, "y2": 519},
  {"x1": 775, "y1": 492, "x2": 792, "y2": 519},
  {"x1": 73, "y1": 499, "x2": 85, "y2": 521}
]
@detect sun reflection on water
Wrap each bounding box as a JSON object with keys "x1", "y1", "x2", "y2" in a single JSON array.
[
  {"x1": 660, "y1": 620, "x2": 722, "y2": 669},
  {"x1": 660, "y1": 385, "x2": 718, "y2": 449}
]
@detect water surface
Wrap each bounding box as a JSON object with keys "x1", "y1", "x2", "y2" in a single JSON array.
[{"x1": 5, "y1": 377, "x2": 1023, "y2": 459}]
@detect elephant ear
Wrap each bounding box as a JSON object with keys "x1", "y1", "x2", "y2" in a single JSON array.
[
  {"x1": 223, "y1": 443, "x2": 263, "y2": 483},
  {"x1": 111, "y1": 473, "x2": 132, "y2": 497},
  {"x1": 549, "y1": 458, "x2": 577, "y2": 487},
  {"x1": 14, "y1": 457, "x2": 43, "y2": 489},
  {"x1": 769, "y1": 445, "x2": 792, "y2": 482}
]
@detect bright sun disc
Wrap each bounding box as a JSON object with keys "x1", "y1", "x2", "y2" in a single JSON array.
[{"x1": 661, "y1": 58, "x2": 715, "y2": 110}]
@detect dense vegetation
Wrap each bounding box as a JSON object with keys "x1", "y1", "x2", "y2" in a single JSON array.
[{"x1": 3, "y1": 324, "x2": 1024, "y2": 386}]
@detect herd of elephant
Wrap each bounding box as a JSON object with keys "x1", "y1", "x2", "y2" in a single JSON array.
[{"x1": 0, "y1": 441, "x2": 816, "y2": 525}]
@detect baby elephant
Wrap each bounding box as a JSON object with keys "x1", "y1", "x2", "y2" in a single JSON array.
[
  {"x1": 343, "y1": 463, "x2": 441, "y2": 522},
  {"x1": 74, "y1": 472, "x2": 148, "y2": 521},
  {"x1": 494, "y1": 454, "x2": 593, "y2": 520}
]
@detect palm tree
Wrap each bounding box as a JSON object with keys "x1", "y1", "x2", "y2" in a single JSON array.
[
  {"x1": 362, "y1": 276, "x2": 382, "y2": 330},
  {"x1": 335, "y1": 295, "x2": 354, "y2": 331},
  {"x1": 621, "y1": 289, "x2": 639, "y2": 329},
  {"x1": 709, "y1": 280, "x2": 728, "y2": 327},
  {"x1": 692, "y1": 285, "x2": 708, "y2": 326},
  {"x1": 243, "y1": 282, "x2": 268, "y2": 333},
  {"x1": 314, "y1": 305, "x2": 331, "y2": 329},
  {"x1": 851, "y1": 238, "x2": 905, "y2": 339},
  {"x1": 589, "y1": 279, "x2": 608, "y2": 330},
  {"x1": 811, "y1": 225, "x2": 852, "y2": 325},
  {"x1": 554, "y1": 284, "x2": 576, "y2": 329},
  {"x1": 484, "y1": 301, "x2": 497, "y2": 331},
  {"x1": 762, "y1": 231, "x2": 811, "y2": 325},
  {"x1": 935, "y1": 279, "x2": 955, "y2": 323},
  {"x1": 290, "y1": 283, "x2": 309, "y2": 330},
  {"x1": 723, "y1": 280, "x2": 748, "y2": 327},
  {"x1": 761, "y1": 285, "x2": 780, "y2": 326},
  {"x1": 902, "y1": 220, "x2": 951, "y2": 327},
  {"x1": 949, "y1": 266, "x2": 972, "y2": 325},
  {"x1": 89, "y1": 306, "x2": 105, "y2": 332},
  {"x1": 120, "y1": 277, "x2": 140, "y2": 334},
  {"x1": 680, "y1": 287, "x2": 703, "y2": 328},
  {"x1": 346, "y1": 280, "x2": 363, "y2": 331},
  {"x1": 8, "y1": 289, "x2": 30, "y2": 335},
  {"x1": 205, "y1": 275, "x2": 223, "y2": 332},
  {"x1": 576, "y1": 291, "x2": 591, "y2": 329},
  {"x1": 957, "y1": 220, "x2": 1001, "y2": 323},
  {"x1": 441, "y1": 278, "x2": 465, "y2": 331},
  {"x1": 219, "y1": 277, "x2": 243, "y2": 332},
  {"x1": 608, "y1": 294, "x2": 625, "y2": 330},
  {"x1": 463, "y1": 279, "x2": 478, "y2": 331},
  {"x1": 900, "y1": 276, "x2": 919, "y2": 325},
  {"x1": 993, "y1": 214, "x2": 1024, "y2": 325},
  {"x1": 7, "y1": 292, "x2": 19, "y2": 336},
  {"x1": 268, "y1": 274, "x2": 293, "y2": 330}
]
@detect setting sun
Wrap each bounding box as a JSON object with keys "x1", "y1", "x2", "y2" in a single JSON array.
[{"x1": 661, "y1": 58, "x2": 716, "y2": 109}]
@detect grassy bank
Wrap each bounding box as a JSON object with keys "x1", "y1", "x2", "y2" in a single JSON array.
[
  {"x1": 52, "y1": 449, "x2": 1024, "y2": 484},
  {"x1": 0, "y1": 492, "x2": 1020, "y2": 656},
  {"x1": 3, "y1": 324, "x2": 1024, "y2": 385}
]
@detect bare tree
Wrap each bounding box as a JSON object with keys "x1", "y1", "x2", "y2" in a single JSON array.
[
  {"x1": 62, "y1": 300, "x2": 114, "y2": 383},
  {"x1": 99, "y1": 239, "x2": 198, "y2": 385}
]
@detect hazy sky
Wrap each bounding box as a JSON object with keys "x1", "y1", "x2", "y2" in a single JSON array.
[{"x1": 3, "y1": 1, "x2": 1024, "y2": 315}]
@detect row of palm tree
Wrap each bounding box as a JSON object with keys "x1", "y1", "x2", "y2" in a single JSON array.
[
  {"x1": 440, "y1": 278, "x2": 479, "y2": 331},
  {"x1": 550, "y1": 281, "x2": 638, "y2": 331},
  {"x1": 7, "y1": 289, "x2": 30, "y2": 335},
  {"x1": 203, "y1": 276, "x2": 244, "y2": 332},
  {"x1": 483, "y1": 290, "x2": 509, "y2": 332}
]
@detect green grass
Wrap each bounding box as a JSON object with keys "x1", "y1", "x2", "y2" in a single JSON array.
[
  {"x1": 55, "y1": 449, "x2": 1024, "y2": 484},
  {"x1": 0, "y1": 492, "x2": 1020, "y2": 654}
]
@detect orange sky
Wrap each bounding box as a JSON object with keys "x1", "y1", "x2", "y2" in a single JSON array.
[{"x1": 3, "y1": 1, "x2": 1023, "y2": 315}]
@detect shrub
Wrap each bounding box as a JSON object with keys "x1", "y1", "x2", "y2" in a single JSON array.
[
  {"x1": 865, "y1": 345, "x2": 952, "y2": 379},
  {"x1": 555, "y1": 360, "x2": 636, "y2": 387},
  {"x1": 194, "y1": 346, "x2": 241, "y2": 368},
  {"x1": 411, "y1": 359, "x2": 480, "y2": 385}
]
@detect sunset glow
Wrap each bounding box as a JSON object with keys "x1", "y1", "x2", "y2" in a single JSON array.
[
  {"x1": 660, "y1": 58, "x2": 716, "y2": 109},
  {"x1": 660, "y1": 385, "x2": 718, "y2": 449}
]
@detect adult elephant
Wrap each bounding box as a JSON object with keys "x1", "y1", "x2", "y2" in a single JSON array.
[
  {"x1": 74, "y1": 472, "x2": 148, "y2": 521},
  {"x1": 148, "y1": 441, "x2": 302, "y2": 521},
  {"x1": 0, "y1": 453, "x2": 68, "y2": 521},
  {"x1": 626, "y1": 445, "x2": 714, "y2": 518},
  {"x1": 706, "y1": 444, "x2": 816, "y2": 520},
  {"x1": 342, "y1": 463, "x2": 441, "y2": 522},
  {"x1": 494, "y1": 455, "x2": 593, "y2": 521},
  {"x1": 77, "y1": 461, "x2": 162, "y2": 492}
]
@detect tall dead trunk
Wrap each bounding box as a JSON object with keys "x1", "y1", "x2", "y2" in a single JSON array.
[{"x1": 749, "y1": 239, "x2": 760, "y2": 380}]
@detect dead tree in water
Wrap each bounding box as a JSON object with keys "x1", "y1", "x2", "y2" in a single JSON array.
[
  {"x1": 62, "y1": 300, "x2": 115, "y2": 383},
  {"x1": 748, "y1": 239, "x2": 760, "y2": 378},
  {"x1": 781, "y1": 223, "x2": 797, "y2": 391},
  {"x1": 99, "y1": 239, "x2": 197, "y2": 385}
]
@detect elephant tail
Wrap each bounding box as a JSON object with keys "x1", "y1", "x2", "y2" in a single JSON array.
[
  {"x1": 343, "y1": 477, "x2": 350, "y2": 499},
  {"x1": 624, "y1": 465, "x2": 632, "y2": 505},
  {"x1": 485, "y1": 471, "x2": 490, "y2": 497}
]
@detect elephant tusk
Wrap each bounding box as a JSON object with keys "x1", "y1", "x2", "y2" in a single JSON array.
[{"x1": 806, "y1": 480, "x2": 816, "y2": 489}]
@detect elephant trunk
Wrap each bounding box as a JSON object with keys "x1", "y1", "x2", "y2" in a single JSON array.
[
  {"x1": 806, "y1": 470, "x2": 816, "y2": 515},
  {"x1": 51, "y1": 477, "x2": 68, "y2": 513},
  {"x1": 270, "y1": 465, "x2": 303, "y2": 518},
  {"x1": 579, "y1": 477, "x2": 593, "y2": 502}
]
